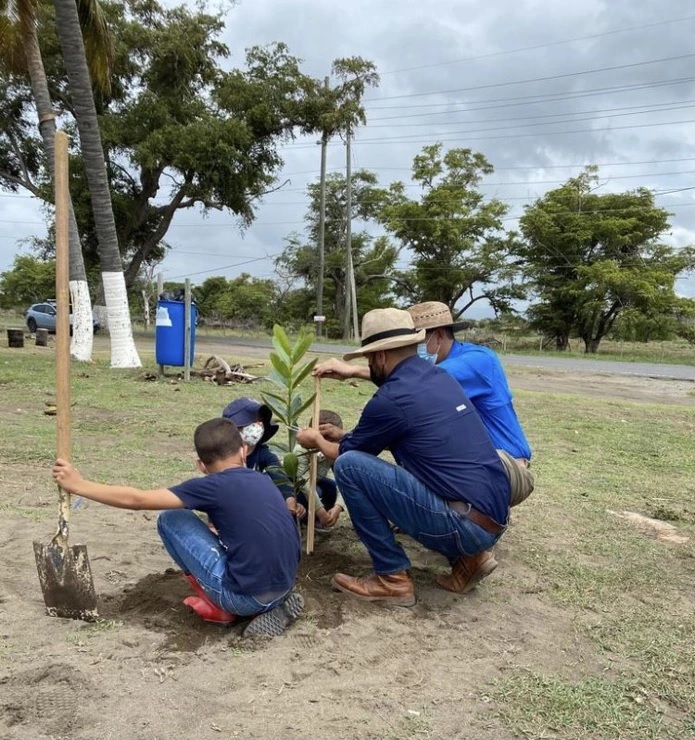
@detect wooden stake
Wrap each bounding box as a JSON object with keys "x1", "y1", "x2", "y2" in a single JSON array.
[{"x1": 306, "y1": 375, "x2": 321, "y2": 554}]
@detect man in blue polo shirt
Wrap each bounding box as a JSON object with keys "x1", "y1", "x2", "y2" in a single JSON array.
[
  {"x1": 407, "y1": 301, "x2": 534, "y2": 508},
  {"x1": 296, "y1": 308, "x2": 511, "y2": 605}
]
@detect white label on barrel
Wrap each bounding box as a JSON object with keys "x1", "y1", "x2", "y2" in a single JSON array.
[{"x1": 156, "y1": 307, "x2": 172, "y2": 327}]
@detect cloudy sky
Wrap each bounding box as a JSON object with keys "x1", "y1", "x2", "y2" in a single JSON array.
[{"x1": 2, "y1": 0, "x2": 695, "y2": 316}]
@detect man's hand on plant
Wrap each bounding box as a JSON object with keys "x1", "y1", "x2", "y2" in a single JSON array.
[
  {"x1": 318, "y1": 423, "x2": 345, "y2": 442},
  {"x1": 312, "y1": 358, "x2": 357, "y2": 380},
  {"x1": 296, "y1": 428, "x2": 321, "y2": 449}
]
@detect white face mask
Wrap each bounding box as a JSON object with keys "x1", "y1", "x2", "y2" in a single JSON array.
[{"x1": 240, "y1": 421, "x2": 264, "y2": 447}]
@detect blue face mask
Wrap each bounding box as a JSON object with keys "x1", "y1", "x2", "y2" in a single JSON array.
[{"x1": 417, "y1": 342, "x2": 438, "y2": 365}]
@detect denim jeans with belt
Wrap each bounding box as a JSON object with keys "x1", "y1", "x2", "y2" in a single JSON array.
[
  {"x1": 334, "y1": 451, "x2": 503, "y2": 575},
  {"x1": 157, "y1": 510, "x2": 288, "y2": 617}
]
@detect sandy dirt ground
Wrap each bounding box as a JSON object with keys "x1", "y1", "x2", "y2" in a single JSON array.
[{"x1": 0, "y1": 358, "x2": 692, "y2": 739}]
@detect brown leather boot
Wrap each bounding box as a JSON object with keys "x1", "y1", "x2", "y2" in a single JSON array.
[
  {"x1": 331, "y1": 571, "x2": 416, "y2": 606},
  {"x1": 436, "y1": 551, "x2": 498, "y2": 594}
]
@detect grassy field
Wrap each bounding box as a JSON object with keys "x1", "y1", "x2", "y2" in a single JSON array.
[{"x1": 0, "y1": 337, "x2": 694, "y2": 738}]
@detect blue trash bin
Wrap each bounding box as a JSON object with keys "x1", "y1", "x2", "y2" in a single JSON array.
[{"x1": 155, "y1": 300, "x2": 197, "y2": 367}]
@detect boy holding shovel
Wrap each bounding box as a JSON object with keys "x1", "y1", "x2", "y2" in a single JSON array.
[{"x1": 52, "y1": 417, "x2": 303, "y2": 637}]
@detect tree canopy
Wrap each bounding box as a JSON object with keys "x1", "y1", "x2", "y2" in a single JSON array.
[
  {"x1": 0, "y1": 0, "x2": 376, "y2": 289},
  {"x1": 379, "y1": 144, "x2": 525, "y2": 316},
  {"x1": 519, "y1": 168, "x2": 695, "y2": 352}
]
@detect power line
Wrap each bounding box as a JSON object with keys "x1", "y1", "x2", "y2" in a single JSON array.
[
  {"x1": 378, "y1": 15, "x2": 695, "y2": 76},
  {"x1": 366, "y1": 99, "x2": 695, "y2": 129},
  {"x1": 342, "y1": 116, "x2": 695, "y2": 147},
  {"x1": 366, "y1": 76, "x2": 695, "y2": 113},
  {"x1": 365, "y1": 53, "x2": 695, "y2": 102},
  {"x1": 350, "y1": 105, "x2": 695, "y2": 143},
  {"x1": 3, "y1": 198, "x2": 695, "y2": 230},
  {"x1": 267, "y1": 170, "x2": 695, "y2": 197},
  {"x1": 165, "y1": 256, "x2": 270, "y2": 281}
]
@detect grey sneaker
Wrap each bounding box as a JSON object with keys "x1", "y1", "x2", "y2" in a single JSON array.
[{"x1": 242, "y1": 591, "x2": 304, "y2": 638}]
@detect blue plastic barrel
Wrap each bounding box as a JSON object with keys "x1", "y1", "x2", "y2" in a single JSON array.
[{"x1": 155, "y1": 300, "x2": 197, "y2": 367}]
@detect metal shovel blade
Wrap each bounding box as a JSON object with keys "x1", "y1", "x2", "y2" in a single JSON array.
[{"x1": 33, "y1": 537, "x2": 98, "y2": 621}]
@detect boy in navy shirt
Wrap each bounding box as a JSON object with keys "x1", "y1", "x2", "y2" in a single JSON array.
[{"x1": 53, "y1": 418, "x2": 303, "y2": 637}]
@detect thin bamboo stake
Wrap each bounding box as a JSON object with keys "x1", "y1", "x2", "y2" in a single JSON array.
[{"x1": 306, "y1": 375, "x2": 321, "y2": 554}]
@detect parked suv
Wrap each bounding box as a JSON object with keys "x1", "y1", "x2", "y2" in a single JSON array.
[{"x1": 25, "y1": 301, "x2": 101, "y2": 334}]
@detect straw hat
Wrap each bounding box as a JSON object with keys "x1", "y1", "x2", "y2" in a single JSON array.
[
  {"x1": 407, "y1": 301, "x2": 468, "y2": 332},
  {"x1": 343, "y1": 308, "x2": 425, "y2": 361}
]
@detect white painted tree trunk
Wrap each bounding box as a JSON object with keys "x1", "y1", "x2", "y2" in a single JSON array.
[
  {"x1": 69, "y1": 280, "x2": 94, "y2": 361},
  {"x1": 102, "y1": 272, "x2": 142, "y2": 368}
]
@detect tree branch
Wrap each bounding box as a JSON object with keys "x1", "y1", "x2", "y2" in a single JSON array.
[
  {"x1": 458, "y1": 291, "x2": 490, "y2": 315},
  {"x1": 124, "y1": 188, "x2": 187, "y2": 286},
  {"x1": 0, "y1": 169, "x2": 41, "y2": 197},
  {"x1": 362, "y1": 273, "x2": 417, "y2": 294},
  {"x1": 6, "y1": 130, "x2": 36, "y2": 192}
]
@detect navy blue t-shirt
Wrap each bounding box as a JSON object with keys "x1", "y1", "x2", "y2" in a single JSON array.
[
  {"x1": 439, "y1": 341, "x2": 532, "y2": 460},
  {"x1": 247, "y1": 444, "x2": 294, "y2": 500},
  {"x1": 339, "y1": 355, "x2": 511, "y2": 524},
  {"x1": 169, "y1": 467, "x2": 300, "y2": 596}
]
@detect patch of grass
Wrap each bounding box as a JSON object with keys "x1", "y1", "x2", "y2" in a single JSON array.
[
  {"x1": 493, "y1": 389, "x2": 695, "y2": 736},
  {"x1": 0, "y1": 639, "x2": 13, "y2": 663},
  {"x1": 0, "y1": 504, "x2": 53, "y2": 522},
  {"x1": 493, "y1": 672, "x2": 676, "y2": 739},
  {"x1": 66, "y1": 618, "x2": 123, "y2": 645}
]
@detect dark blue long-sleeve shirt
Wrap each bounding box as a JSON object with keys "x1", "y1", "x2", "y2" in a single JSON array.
[
  {"x1": 246, "y1": 444, "x2": 294, "y2": 500},
  {"x1": 338, "y1": 355, "x2": 510, "y2": 524}
]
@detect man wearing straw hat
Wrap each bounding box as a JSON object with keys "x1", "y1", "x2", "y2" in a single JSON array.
[
  {"x1": 407, "y1": 301, "x2": 534, "y2": 508},
  {"x1": 296, "y1": 308, "x2": 510, "y2": 605},
  {"x1": 314, "y1": 302, "x2": 534, "y2": 510}
]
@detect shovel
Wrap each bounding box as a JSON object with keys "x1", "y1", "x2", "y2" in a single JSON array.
[{"x1": 33, "y1": 131, "x2": 98, "y2": 621}]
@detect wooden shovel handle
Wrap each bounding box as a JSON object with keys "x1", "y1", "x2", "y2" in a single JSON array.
[
  {"x1": 55, "y1": 131, "x2": 71, "y2": 536},
  {"x1": 306, "y1": 375, "x2": 321, "y2": 554}
]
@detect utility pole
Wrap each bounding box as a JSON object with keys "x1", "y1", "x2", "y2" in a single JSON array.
[
  {"x1": 344, "y1": 125, "x2": 359, "y2": 339},
  {"x1": 316, "y1": 76, "x2": 329, "y2": 339}
]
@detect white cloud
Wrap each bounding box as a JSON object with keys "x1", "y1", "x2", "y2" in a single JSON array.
[{"x1": 2, "y1": 0, "x2": 694, "y2": 310}]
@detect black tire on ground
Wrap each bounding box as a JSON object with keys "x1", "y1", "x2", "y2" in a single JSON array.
[{"x1": 27, "y1": 317, "x2": 37, "y2": 333}]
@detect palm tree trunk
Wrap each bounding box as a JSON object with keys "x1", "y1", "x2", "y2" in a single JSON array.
[
  {"x1": 24, "y1": 18, "x2": 94, "y2": 361},
  {"x1": 52, "y1": 0, "x2": 141, "y2": 368}
]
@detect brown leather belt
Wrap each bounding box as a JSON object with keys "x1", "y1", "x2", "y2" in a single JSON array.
[{"x1": 448, "y1": 500, "x2": 506, "y2": 535}]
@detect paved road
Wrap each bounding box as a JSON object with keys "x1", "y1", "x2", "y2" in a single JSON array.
[{"x1": 197, "y1": 335, "x2": 695, "y2": 381}]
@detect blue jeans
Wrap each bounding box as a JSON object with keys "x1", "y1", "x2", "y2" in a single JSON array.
[
  {"x1": 334, "y1": 451, "x2": 503, "y2": 575},
  {"x1": 157, "y1": 510, "x2": 289, "y2": 617}
]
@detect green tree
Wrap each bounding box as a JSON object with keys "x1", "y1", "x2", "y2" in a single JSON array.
[
  {"x1": 51, "y1": 2, "x2": 347, "y2": 286},
  {"x1": 0, "y1": 0, "x2": 112, "y2": 360},
  {"x1": 194, "y1": 273, "x2": 278, "y2": 330},
  {"x1": 0, "y1": 253, "x2": 55, "y2": 307},
  {"x1": 380, "y1": 144, "x2": 524, "y2": 317},
  {"x1": 276, "y1": 170, "x2": 399, "y2": 337},
  {"x1": 519, "y1": 168, "x2": 695, "y2": 353}
]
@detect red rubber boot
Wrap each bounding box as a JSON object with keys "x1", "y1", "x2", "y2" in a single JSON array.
[{"x1": 183, "y1": 574, "x2": 236, "y2": 625}]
